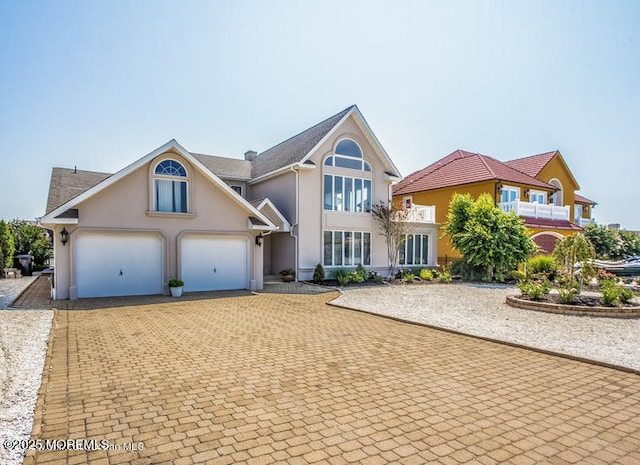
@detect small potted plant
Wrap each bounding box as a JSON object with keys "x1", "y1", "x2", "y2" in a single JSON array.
[
  {"x1": 279, "y1": 268, "x2": 295, "y2": 282},
  {"x1": 168, "y1": 278, "x2": 184, "y2": 297}
]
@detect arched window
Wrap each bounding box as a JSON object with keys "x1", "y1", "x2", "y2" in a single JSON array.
[
  {"x1": 549, "y1": 179, "x2": 563, "y2": 206},
  {"x1": 324, "y1": 139, "x2": 371, "y2": 171},
  {"x1": 154, "y1": 160, "x2": 188, "y2": 213}
]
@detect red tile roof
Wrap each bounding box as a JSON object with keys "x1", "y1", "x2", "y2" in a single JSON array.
[
  {"x1": 503, "y1": 151, "x2": 558, "y2": 177},
  {"x1": 523, "y1": 217, "x2": 583, "y2": 231},
  {"x1": 393, "y1": 150, "x2": 555, "y2": 195},
  {"x1": 574, "y1": 193, "x2": 596, "y2": 205}
]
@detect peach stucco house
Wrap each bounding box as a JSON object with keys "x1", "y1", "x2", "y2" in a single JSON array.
[{"x1": 40, "y1": 106, "x2": 438, "y2": 300}]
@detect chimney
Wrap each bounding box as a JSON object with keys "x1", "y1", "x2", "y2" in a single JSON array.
[{"x1": 244, "y1": 150, "x2": 258, "y2": 161}]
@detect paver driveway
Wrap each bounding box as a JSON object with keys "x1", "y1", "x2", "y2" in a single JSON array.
[{"x1": 25, "y1": 292, "x2": 640, "y2": 464}]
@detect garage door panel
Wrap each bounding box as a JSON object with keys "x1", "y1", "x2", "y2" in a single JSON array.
[
  {"x1": 76, "y1": 234, "x2": 163, "y2": 298},
  {"x1": 181, "y1": 236, "x2": 247, "y2": 292}
]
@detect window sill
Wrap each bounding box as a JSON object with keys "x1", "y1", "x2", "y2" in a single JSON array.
[{"x1": 146, "y1": 211, "x2": 197, "y2": 219}]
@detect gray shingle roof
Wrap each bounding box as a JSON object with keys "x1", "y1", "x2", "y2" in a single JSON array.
[
  {"x1": 44, "y1": 106, "x2": 357, "y2": 214},
  {"x1": 191, "y1": 153, "x2": 252, "y2": 180},
  {"x1": 250, "y1": 106, "x2": 354, "y2": 178},
  {"x1": 46, "y1": 168, "x2": 112, "y2": 214}
]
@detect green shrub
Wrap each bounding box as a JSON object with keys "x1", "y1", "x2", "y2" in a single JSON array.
[
  {"x1": 600, "y1": 281, "x2": 634, "y2": 306},
  {"x1": 494, "y1": 271, "x2": 505, "y2": 283},
  {"x1": 168, "y1": 278, "x2": 184, "y2": 287},
  {"x1": 348, "y1": 271, "x2": 365, "y2": 283},
  {"x1": 438, "y1": 270, "x2": 452, "y2": 283},
  {"x1": 402, "y1": 270, "x2": 415, "y2": 281},
  {"x1": 528, "y1": 255, "x2": 557, "y2": 279},
  {"x1": 558, "y1": 287, "x2": 578, "y2": 304},
  {"x1": 334, "y1": 268, "x2": 350, "y2": 286},
  {"x1": 517, "y1": 280, "x2": 550, "y2": 300},
  {"x1": 419, "y1": 269, "x2": 433, "y2": 281},
  {"x1": 509, "y1": 270, "x2": 527, "y2": 282},
  {"x1": 313, "y1": 263, "x2": 325, "y2": 283},
  {"x1": 450, "y1": 257, "x2": 487, "y2": 281},
  {"x1": 355, "y1": 263, "x2": 367, "y2": 281}
]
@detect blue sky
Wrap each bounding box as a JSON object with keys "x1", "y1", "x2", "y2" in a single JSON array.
[{"x1": 1, "y1": 0, "x2": 639, "y2": 229}]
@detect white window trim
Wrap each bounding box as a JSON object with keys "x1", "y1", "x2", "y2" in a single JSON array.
[
  {"x1": 323, "y1": 230, "x2": 372, "y2": 267},
  {"x1": 528, "y1": 190, "x2": 547, "y2": 204},
  {"x1": 149, "y1": 157, "x2": 192, "y2": 214}
]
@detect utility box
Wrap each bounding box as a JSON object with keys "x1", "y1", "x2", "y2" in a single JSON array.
[{"x1": 14, "y1": 254, "x2": 34, "y2": 276}]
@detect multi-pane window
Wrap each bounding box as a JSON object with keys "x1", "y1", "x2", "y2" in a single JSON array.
[
  {"x1": 324, "y1": 139, "x2": 372, "y2": 171},
  {"x1": 154, "y1": 160, "x2": 188, "y2": 213},
  {"x1": 323, "y1": 231, "x2": 371, "y2": 267},
  {"x1": 529, "y1": 190, "x2": 546, "y2": 204},
  {"x1": 399, "y1": 234, "x2": 430, "y2": 266},
  {"x1": 500, "y1": 186, "x2": 519, "y2": 203},
  {"x1": 324, "y1": 175, "x2": 371, "y2": 212}
]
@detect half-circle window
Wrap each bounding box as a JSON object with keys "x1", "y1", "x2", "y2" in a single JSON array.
[
  {"x1": 155, "y1": 160, "x2": 187, "y2": 177},
  {"x1": 336, "y1": 139, "x2": 362, "y2": 158},
  {"x1": 325, "y1": 139, "x2": 371, "y2": 171}
]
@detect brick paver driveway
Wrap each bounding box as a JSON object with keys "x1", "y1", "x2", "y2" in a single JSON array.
[{"x1": 26, "y1": 292, "x2": 640, "y2": 464}]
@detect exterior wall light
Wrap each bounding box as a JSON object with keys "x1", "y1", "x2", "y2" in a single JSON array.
[{"x1": 60, "y1": 227, "x2": 69, "y2": 246}]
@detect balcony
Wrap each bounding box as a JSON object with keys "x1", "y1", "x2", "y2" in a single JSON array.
[
  {"x1": 405, "y1": 204, "x2": 436, "y2": 223},
  {"x1": 499, "y1": 200, "x2": 570, "y2": 221},
  {"x1": 576, "y1": 217, "x2": 594, "y2": 228}
]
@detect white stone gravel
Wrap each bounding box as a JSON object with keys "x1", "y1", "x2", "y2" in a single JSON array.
[
  {"x1": 0, "y1": 277, "x2": 53, "y2": 465},
  {"x1": 331, "y1": 283, "x2": 640, "y2": 372}
]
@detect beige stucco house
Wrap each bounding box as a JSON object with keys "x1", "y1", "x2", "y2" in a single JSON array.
[{"x1": 40, "y1": 105, "x2": 438, "y2": 300}]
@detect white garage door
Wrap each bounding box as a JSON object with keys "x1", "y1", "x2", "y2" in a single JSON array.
[
  {"x1": 181, "y1": 236, "x2": 248, "y2": 292},
  {"x1": 76, "y1": 233, "x2": 163, "y2": 298}
]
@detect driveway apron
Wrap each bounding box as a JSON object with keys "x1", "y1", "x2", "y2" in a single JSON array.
[{"x1": 25, "y1": 292, "x2": 640, "y2": 465}]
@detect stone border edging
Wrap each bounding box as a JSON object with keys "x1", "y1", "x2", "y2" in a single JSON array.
[{"x1": 506, "y1": 295, "x2": 640, "y2": 318}]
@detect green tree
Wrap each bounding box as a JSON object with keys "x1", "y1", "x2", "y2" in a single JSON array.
[
  {"x1": 371, "y1": 200, "x2": 414, "y2": 279},
  {"x1": 583, "y1": 223, "x2": 618, "y2": 259},
  {"x1": 618, "y1": 230, "x2": 640, "y2": 258},
  {"x1": 10, "y1": 220, "x2": 52, "y2": 267},
  {"x1": 0, "y1": 220, "x2": 15, "y2": 270},
  {"x1": 552, "y1": 233, "x2": 595, "y2": 292},
  {"x1": 443, "y1": 193, "x2": 537, "y2": 280}
]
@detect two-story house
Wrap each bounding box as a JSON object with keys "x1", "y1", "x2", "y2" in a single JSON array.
[
  {"x1": 40, "y1": 106, "x2": 439, "y2": 300},
  {"x1": 393, "y1": 149, "x2": 595, "y2": 264}
]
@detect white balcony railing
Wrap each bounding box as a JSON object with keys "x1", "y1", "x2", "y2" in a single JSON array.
[
  {"x1": 498, "y1": 200, "x2": 570, "y2": 221},
  {"x1": 576, "y1": 217, "x2": 594, "y2": 228},
  {"x1": 405, "y1": 204, "x2": 436, "y2": 223}
]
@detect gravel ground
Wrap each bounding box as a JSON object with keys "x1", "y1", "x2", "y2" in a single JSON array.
[
  {"x1": 0, "y1": 277, "x2": 53, "y2": 465},
  {"x1": 332, "y1": 283, "x2": 640, "y2": 372}
]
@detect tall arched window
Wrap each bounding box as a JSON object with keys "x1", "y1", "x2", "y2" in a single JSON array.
[
  {"x1": 323, "y1": 139, "x2": 374, "y2": 213},
  {"x1": 154, "y1": 160, "x2": 188, "y2": 213},
  {"x1": 549, "y1": 178, "x2": 563, "y2": 206}
]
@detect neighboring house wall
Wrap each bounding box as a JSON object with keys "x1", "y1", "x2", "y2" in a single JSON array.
[
  {"x1": 398, "y1": 181, "x2": 498, "y2": 262},
  {"x1": 536, "y1": 157, "x2": 579, "y2": 219}
]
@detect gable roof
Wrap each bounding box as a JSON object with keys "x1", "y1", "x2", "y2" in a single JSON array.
[
  {"x1": 40, "y1": 140, "x2": 276, "y2": 229},
  {"x1": 505, "y1": 150, "x2": 580, "y2": 190},
  {"x1": 503, "y1": 151, "x2": 558, "y2": 177},
  {"x1": 46, "y1": 168, "x2": 112, "y2": 214},
  {"x1": 251, "y1": 106, "x2": 354, "y2": 178},
  {"x1": 191, "y1": 153, "x2": 252, "y2": 180},
  {"x1": 249, "y1": 105, "x2": 401, "y2": 180},
  {"x1": 394, "y1": 150, "x2": 554, "y2": 195}
]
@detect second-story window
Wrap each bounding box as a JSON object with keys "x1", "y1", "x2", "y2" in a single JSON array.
[
  {"x1": 324, "y1": 175, "x2": 371, "y2": 212},
  {"x1": 323, "y1": 138, "x2": 373, "y2": 213},
  {"x1": 154, "y1": 160, "x2": 188, "y2": 213},
  {"x1": 500, "y1": 186, "x2": 519, "y2": 203},
  {"x1": 324, "y1": 139, "x2": 372, "y2": 171}
]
